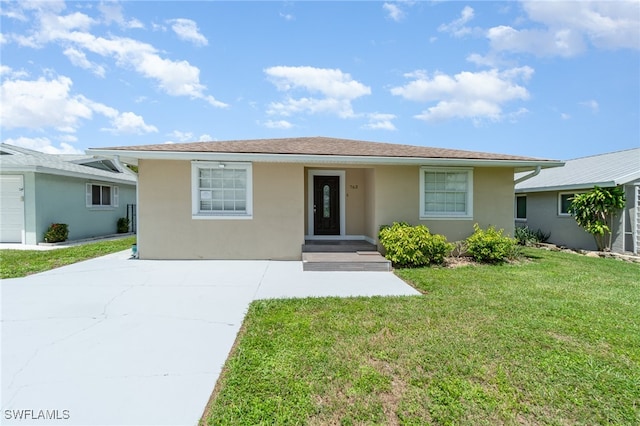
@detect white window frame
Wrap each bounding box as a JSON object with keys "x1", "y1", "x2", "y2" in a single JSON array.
[
  {"x1": 419, "y1": 167, "x2": 473, "y2": 220},
  {"x1": 86, "y1": 183, "x2": 118, "y2": 209},
  {"x1": 558, "y1": 191, "x2": 584, "y2": 216},
  {"x1": 515, "y1": 194, "x2": 527, "y2": 221},
  {"x1": 191, "y1": 161, "x2": 253, "y2": 220}
]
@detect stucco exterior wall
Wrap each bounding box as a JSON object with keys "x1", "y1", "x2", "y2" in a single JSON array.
[
  {"x1": 138, "y1": 160, "x2": 304, "y2": 260},
  {"x1": 520, "y1": 191, "x2": 596, "y2": 250},
  {"x1": 373, "y1": 166, "x2": 516, "y2": 242},
  {"x1": 28, "y1": 173, "x2": 136, "y2": 244},
  {"x1": 364, "y1": 168, "x2": 376, "y2": 241},
  {"x1": 345, "y1": 168, "x2": 366, "y2": 236},
  {"x1": 138, "y1": 161, "x2": 518, "y2": 259}
]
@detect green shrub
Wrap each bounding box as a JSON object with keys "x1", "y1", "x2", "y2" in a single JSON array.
[
  {"x1": 515, "y1": 226, "x2": 551, "y2": 246},
  {"x1": 117, "y1": 217, "x2": 130, "y2": 233},
  {"x1": 44, "y1": 223, "x2": 69, "y2": 243},
  {"x1": 515, "y1": 226, "x2": 535, "y2": 246},
  {"x1": 533, "y1": 228, "x2": 551, "y2": 243},
  {"x1": 379, "y1": 222, "x2": 454, "y2": 267},
  {"x1": 466, "y1": 224, "x2": 518, "y2": 263}
]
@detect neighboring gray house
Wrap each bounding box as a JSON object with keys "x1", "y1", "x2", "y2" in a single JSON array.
[
  {"x1": 515, "y1": 148, "x2": 640, "y2": 254},
  {"x1": 0, "y1": 144, "x2": 137, "y2": 245}
]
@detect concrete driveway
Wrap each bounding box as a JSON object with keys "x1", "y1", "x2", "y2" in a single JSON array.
[{"x1": 1, "y1": 250, "x2": 419, "y2": 426}]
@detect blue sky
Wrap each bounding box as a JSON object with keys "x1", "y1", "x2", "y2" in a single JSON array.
[{"x1": 1, "y1": 1, "x2": 638, "y2": 160}]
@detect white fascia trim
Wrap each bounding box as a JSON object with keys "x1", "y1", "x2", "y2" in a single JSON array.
[
  {"x1": 86, "y1": 149, "x2": 564, "y2": 169},
  {"x1": 614, "y1": 171, "x2": 640, "y2": 186},
  {"x1": 0, "y1": 165, "x2": 136, "y2": 185},
  {"x1": 516, "y1": 181, "x2": 616, "y2": 194}
]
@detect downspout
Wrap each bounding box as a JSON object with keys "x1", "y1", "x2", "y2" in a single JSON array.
[
  {"x1": 113, "y1": 155, "x2": 139, "y2": 258},
  {"x1": 514, "y1": 166, "x2": 541, "y2": 185}
]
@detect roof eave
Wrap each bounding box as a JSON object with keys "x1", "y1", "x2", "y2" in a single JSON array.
[
  {"x1": 0, "y1": 164, "x2": 136, "y2": 185},
  {"x1": 515, "y1": 181, "x2": 618, "y2": 193},
  {"x1": 85, "y1": 148, "x2": 563, "y2": 169}
]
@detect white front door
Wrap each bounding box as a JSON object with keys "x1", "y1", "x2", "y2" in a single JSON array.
[{"x1": 0, "y1": 175, "x2": 25, "y2": 243}]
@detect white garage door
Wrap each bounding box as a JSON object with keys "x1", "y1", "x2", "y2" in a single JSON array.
[{"x1": 0, "y1": 175, "x2": 25, "y2": 243}]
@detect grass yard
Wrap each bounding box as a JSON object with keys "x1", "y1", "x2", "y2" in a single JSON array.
[
  {"x1": 202, "y1": 249, "x2": 640, "y2": 425},
  {"x1": 0, "y1": 236, "x2": 136, "y2": 278}
]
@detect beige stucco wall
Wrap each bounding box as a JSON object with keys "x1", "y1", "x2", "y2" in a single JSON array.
[
  {"x1": 373, "y1": 166, "x2": 516, "y2": 242},
  {"x1": 138, "y1": 160, "x2": 518, "y2": 259},
  {"x1": 138, "y1": 160, "x2": 304, "y2": 259},
  {"x1": 345, "y1": 169, "x2": 366, "y2": 235}
]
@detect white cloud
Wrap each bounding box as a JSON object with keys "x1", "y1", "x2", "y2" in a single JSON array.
[
  {"x1": 466, "y1": 52, "x2": 506, "y2": 68},
  {"x1": 279, "y1": 13, "x2": 295, "y2": 21},
  {"x1": 63, "y1": 47, "x2": 106, "y2": 77},
  {"x1": 102, "y1": 111, "x2": 157, "y2": 134},
  {"x1": 168, "y1": 18, "x2": 208, "y2": 46},
  {"x1": 98, "y1": 1, "x2": 144, "y2": 29},
  {"x1": 1, "y1": 75, "x2": 92, "y2": 131},
  {"x1": 487, "y1": 25, "x2": 585, "y2": 57},
  {"x1": 391, "y1": 67, "x2": 533, "y2": 123},
  {"x1": 265, "y1": 66, "x2": 371, "y2": 119},
  {"x1": 561, "y1": 113, "x2": 571, "y2": 120},
  {"x1": 58, "y1": 134, "x2": 78, "y2": 143},
  {"x1": 164, "y1": 131, "x2": 214, "y2": 143},
  {"x1": 438, "y1": 6, "x2": 475, "y2": 37},
  {"x1": 263, "y1": 120, "x2": 293, "y2": 129},
  {"x1": 383, "y1": 3, "x2": 405, "y2": 22},
  {"x1": 0, "y1": 74, "x2": 156, "y2": 135},
  {"x1": 363, "y1": 113, "x2": 397, "y2": 131},
  {"x1": 0, "y1": 65, "x2": 29, "y2": 79},
  {"x1": 167, "y1": 130, "x2": 195, "y2": 142},
  {"x1": 2, "y1": 136, "x2": 83, "y2": 154},
  {"x1": 7, "y1": 4, "x2": 226, "y2": 107},
  {"x1": 488, "y1": 1, "x2": 639, "y2": 57},
  {"x1": 580, "y1": 99, "x2": 599, "y2": 113}
]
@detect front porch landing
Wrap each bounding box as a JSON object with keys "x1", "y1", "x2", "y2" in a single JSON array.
[{"x1": 301, "y1": 240, "x2": 391, "y2": 272}]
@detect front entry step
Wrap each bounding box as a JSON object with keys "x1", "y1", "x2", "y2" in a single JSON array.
[
  {"x1": 302, "y1": 252, "x2": 392, "y2": 272},
  {"x1": 302, "y1": 240, "x2": 378, "y2": 253}
]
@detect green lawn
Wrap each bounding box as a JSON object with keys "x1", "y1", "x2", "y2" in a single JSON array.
[
  {"x1": 202, "y1": 249, "x2": 640, "y2": 425},
  {"x1": 0, "y1": 236, "x2": 136, "y2": 278}
]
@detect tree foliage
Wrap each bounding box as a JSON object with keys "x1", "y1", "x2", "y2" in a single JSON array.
[{"x1": 568, "y1": 186, "x2": 625, "y2": 251}]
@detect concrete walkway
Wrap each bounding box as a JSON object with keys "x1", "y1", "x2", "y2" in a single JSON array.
[{"x1": 1, "y1": 251, "x2": 419, "y2": 426}]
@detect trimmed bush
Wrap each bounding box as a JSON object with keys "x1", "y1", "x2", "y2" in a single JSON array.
[
  {"x1": 466, "y1": 223, "x2": 518, "y2": 263},
  {"x1": 117, "y1": 217, "x2": 130, "y2": 233},
  {"x1": 44, "y1": 223, "x2": 69, "y2": 243},
  {"x1": 379, "y1": 222, "x2": 454, "y2": 267}
]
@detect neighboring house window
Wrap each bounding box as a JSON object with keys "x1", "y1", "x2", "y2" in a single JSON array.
[
  {"x1": 558, "y1": 192, "x2": 577, "y2": 216},
  {"x1": 420, "y1": 167, "x2": 473, "y2": 219},
  {"x1": 86, "y1": 184, "x2": 118, "y2": 208},
  {"x1": 515, "y1": 195, "x2": 527, "y2": 220},
  {"x1": 191, "y1": 162, "x2": 253, "y2": 219}
]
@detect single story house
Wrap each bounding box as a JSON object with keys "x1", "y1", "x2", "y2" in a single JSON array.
[
  {"x1": 515, "y1": 147, "x2": 640, "y2": 254},
  {"x1": 88, "y1": 137, "x2": 561, "y2": 260},
  {"x1": 0, "y1": 143, "x2": 137, "y2": 245}
]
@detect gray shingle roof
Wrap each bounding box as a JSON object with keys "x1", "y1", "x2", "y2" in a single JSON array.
[
  {"x1": 0, "y1": 144, "x2": 136, "y2": 184},
  {"x1": 90, "y1": 136, "x2": 558, "y2": 165},
  {"x1": 516, "y1": 147, "x2": 640, "y2": 192}
]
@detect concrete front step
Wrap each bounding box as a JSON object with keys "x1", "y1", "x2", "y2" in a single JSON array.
[
  {"x1": 302, "y1": 252, "x2": 392, "y2": 272},
  {"x1": 302, "y1": 240, "x2": 378, "y2": 253}
]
